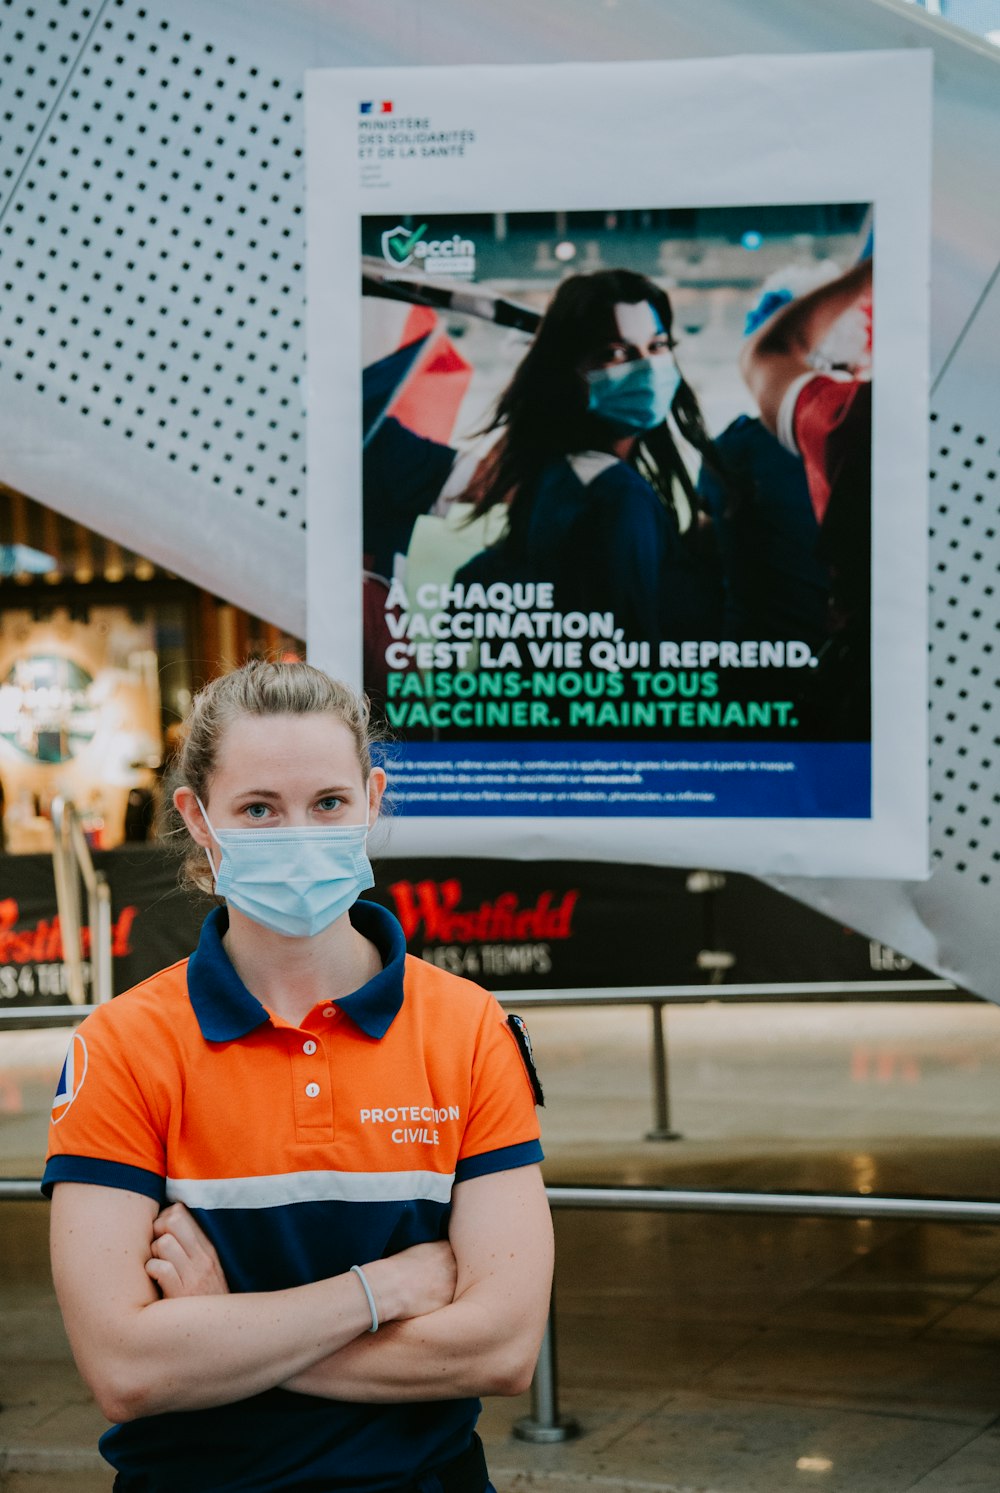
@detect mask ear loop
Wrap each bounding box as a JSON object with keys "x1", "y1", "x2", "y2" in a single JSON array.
[
  {"x1": 363, "y1": 775, "x2": 380, "y2": 838},
  {"x1": 194, "y1": 795, "x2": 223, "y2": 887}
]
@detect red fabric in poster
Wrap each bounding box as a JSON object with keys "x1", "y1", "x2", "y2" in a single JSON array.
[
  {"x1": 390, "y1": 334, "x2": 473, "y2": 446},
  {"x1": 792, "y1": 375, "x2": 871, "y2": 525}
]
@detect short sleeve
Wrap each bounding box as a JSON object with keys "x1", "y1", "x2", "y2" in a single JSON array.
[
  {"x1": 454, "y1": 1000, "x2": 543, "y2": 1184},
  {"x1": 775, "y1": 371, "x2": 818, "y2": 456},
  {"x1": 42, "y1": 1008, "x2": 167, "y2": 1202}
]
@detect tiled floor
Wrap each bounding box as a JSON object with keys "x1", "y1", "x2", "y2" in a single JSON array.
[{"x1": 2, "y1": 1000, "x2": 999, "y2": 1491}]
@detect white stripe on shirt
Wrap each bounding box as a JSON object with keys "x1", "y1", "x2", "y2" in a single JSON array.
[{"x1": 165, "y1": 1168, "x2": 455, "y2": 1211}]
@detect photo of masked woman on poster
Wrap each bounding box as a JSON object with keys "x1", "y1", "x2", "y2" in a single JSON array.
[
  {"x1": 360, "y1": 243, "x2": 869, "y2": 747},
  {"x1": 454, "y1": 269, "x2": 725, "y2": 645}
]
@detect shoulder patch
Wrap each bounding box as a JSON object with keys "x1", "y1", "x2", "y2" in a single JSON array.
[
  {"x1": 506, "y1": 1013, "x2": 544, "y2": 1107},
  {"x1": 51, "y1": 1031, "x2": 89, "y2": 1124}
]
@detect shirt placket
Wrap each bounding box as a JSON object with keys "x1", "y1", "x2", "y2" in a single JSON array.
[{"x1": 286, "y1": 1014, "x2": 335, "y2": 1137}]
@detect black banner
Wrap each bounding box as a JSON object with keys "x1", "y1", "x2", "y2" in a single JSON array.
[
  {"x1": 0, "y1": 848, "x2": 210, "y2": 1007},
  {"x1": 0, "y1": 848, "x2": 940, "y2": 1008},
  {"x1": 366, "y1": 859, "x2": 701, "y2": 988},
  {"x1": 366, "y1": 861, "x2": 940, "y2": 990}
]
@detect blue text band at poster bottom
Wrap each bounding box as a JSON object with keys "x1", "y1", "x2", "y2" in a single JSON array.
[{"x1": 380, "y1": 743, "x2": 871, "y2": 818}]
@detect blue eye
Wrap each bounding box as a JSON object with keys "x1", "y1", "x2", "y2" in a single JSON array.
[
  {"x1": 316, "y1": 796, "x2": 342, "y2": 812},
  {"x1": 245, "y1": 803, "x2": 270, "y2": 820}
]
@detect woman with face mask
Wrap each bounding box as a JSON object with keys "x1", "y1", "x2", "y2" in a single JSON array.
[
  {"x1": 457, "y1": 268, "x2": 725, "y2": 643},
  {"x1": 44, "y1": 659, "x2": 552, "y2": 1493}
]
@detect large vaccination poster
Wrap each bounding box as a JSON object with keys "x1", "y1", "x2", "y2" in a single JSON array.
[{"x1": 305, "y1": 54, "x2": 931, "y2": 877}]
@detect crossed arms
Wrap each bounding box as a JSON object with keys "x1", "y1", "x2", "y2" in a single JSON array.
[{"x1": 50, "y1": 1165, "x2": 553, "y2": 1423}]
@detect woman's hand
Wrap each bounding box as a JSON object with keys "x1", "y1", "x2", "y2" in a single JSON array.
[
  {"x1": 146, "y1": 1202, "x2": 230, "y2": 1299},
  {"x1": 365, "y1": 1240, "x2": 457, "y2": 1324},
  {"x1": 144, "y1": 1201, "x2": 455, "y2": 1325}
]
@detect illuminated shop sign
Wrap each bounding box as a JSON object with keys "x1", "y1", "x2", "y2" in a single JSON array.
[{"x1": 0, "y1": 655, "x2": 98, "y2": 764}]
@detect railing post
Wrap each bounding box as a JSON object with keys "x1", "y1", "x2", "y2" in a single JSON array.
[
  {"x1": 51, "y1": 798, "x2": 88, "y2": 1006},
  {"x1": 95, "y1": 876, "x2": 114, "y2": 1004},
  {"x1": 645, "y1": 1001, "x2": 682, "y2": 1141},
  {"x1": 513, "y1": 1285, "x2": 580, "y2": 1444},
  {"x1": 50, "y1": 796, "x2": 114, "y2": 1007}
]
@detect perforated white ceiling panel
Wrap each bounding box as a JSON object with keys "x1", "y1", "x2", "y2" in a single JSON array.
[
  {"x1": 928, "y1": 391, "x2": 998, "y2": 902},
  {"x1": 775, "y1": 275, "x2": 1000, "y2": 998},
  {"x1": 0, "y1": 0, "x2": 306, "y2": 627},
  {"x1": 0, "y1": 0, "x2": 99, "y2": 213},
  {"x1": 0, "y1": 0, "x2": 996, "y2": 997}
]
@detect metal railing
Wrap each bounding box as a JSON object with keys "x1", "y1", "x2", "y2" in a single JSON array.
[
  {"x1": 49, "y1": 797, "x2": 114, "y2": 1008},
  {"x1": 499, "y1": 979, "x2": 957, "y2": 1141},
  {"x1": 8, "y1": 977, "x2": 952, "y2": 1124},
  {"x1": 2, "y1": 972, "x2": 962, "y2": 1150},
  {"x1": 513, "y1": 1182, "x2": 1000, "y2": 1442}
]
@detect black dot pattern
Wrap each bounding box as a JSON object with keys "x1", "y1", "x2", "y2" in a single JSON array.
[
  {"x1": 0, "y1": 0, "x2": 96, "y2": 215},
  {"x1": 0, "y1": 0, "x2": 306, "y2": 526},
  {"x1": 927, "y1": 407, "x2": 1000, "y2": 886}
]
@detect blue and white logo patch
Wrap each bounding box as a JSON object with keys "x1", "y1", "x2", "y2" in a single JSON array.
[{"x1": 51, "y1": 1032, "x2": 88, "y2": 1125}]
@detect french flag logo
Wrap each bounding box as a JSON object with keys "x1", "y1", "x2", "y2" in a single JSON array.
[{"x1": 359, "y1": 100, "x2": 393, "y2": 115}]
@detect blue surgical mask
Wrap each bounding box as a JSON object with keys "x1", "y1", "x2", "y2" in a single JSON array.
[
  {"x1": 197, "y1": 798, "x2": 374, "y2": 938},
  {"x1": 586, "y1": 355, "x2": 681, "y2": 432}
]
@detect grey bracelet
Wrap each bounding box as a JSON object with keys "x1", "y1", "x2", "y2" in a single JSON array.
[{"x1": 350, "y1": 1264, "x2": 379, "y2": 1333}]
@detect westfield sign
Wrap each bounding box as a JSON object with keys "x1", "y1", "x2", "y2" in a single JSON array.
[
  {"x1": 386, "y1": 879, "x2": 578, "y2": 944},
  {"x1": 0, "y1": 898, "x2": 138, "y2": 963}
]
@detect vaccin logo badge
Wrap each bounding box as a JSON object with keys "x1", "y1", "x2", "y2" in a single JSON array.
[
  {"x1": 381, "y1": 222, "x2": 428, "y2": 268},
  {"x1": 51, "y1": 1031, "x2": 88, "y2": 1124},
  {"x1": 380, "y1": 222, "x2": 476, "y2": 280}
]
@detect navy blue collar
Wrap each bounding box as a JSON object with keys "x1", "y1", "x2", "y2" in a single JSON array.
[{"x1": 186, "y1": 899, "x2": 407, "y2": 1043}]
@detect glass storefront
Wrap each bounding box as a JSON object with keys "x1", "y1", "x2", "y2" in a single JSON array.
[{"x1": 0, "y1": 490, "x2": 301, "y2": 852}]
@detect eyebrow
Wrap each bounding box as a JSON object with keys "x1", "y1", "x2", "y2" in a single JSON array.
[{"x1": 234, "y1": 786, "x2": 355, "y2": 798}]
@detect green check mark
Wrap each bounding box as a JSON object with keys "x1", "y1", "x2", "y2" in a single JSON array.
[{"x1": 388, "y1": 223, "x2": 427, "y2": 262}]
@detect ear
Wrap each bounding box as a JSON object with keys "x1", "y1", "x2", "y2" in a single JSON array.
[
  {"x1": 366, "y1": 767, "x2": 387, "y2": 828},
  {"x1": 173, "y1": 785, "x2": 213, "y2": 851}
]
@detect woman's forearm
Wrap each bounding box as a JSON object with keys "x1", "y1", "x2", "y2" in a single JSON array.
[
  {"x1": 749, "y1": 259, "x2": 872, "y2": 362},
  {"x1": 53, "y1": 1184, "x2": 459, "y2": 1424},
  {"x1": 285, "y1": 1294, "x2": 540, "y2": 1404},
  {"x1": 79, "y1": 1245, "x2": 446, "y2": 1422},
  {"x1": 285, "y1": 1170, "x2": 554, "y2": 1404},
  {"x1": 94, "y1": 1271, "x2": 381, "y2": 1421}
]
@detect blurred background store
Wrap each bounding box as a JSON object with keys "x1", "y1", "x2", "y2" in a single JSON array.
[{"x1": 1, "y1": 495, "x2": 301, "y2": 856}]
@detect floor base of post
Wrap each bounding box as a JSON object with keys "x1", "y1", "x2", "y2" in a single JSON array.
[
  {"x1": 513, "y1": 1414, "x2": 582, "y2": 1444},
  {"x1": 644, "y1": 1127, "x2": 683, "y2": 1141}
]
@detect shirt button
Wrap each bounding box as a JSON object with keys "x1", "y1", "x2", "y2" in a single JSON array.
[
  {"x1": 322, "y1": 1007, "x2": 335, "y2": 1019},
  {"x1": 305, "y1": 1082, "x2": 321, "y2": 1098},
  {"x1": 302, "y1": 1040, "x2": 317, "y2": 1055}
]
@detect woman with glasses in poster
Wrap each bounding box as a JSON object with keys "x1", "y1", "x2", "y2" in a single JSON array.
[{"x1": 455, "y1": 268, "x2": 726, "y2": 644}]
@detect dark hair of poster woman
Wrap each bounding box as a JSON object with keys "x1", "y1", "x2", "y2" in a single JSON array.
[{"x1": 458, "y1": 268, "x2": 731, "y2": 642}]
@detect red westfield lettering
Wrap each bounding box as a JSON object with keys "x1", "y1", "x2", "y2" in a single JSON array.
[
  {"x1": 387, "y1": 879, "x2": 578, "y2": 943},
  {"x1": 0, "y1": 899, "x2": 138, "y2": 964}
]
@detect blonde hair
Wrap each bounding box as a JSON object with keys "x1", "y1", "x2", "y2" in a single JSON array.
[{"x1": 176, "y1": 660, "x2": 376, "y2": 896}]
